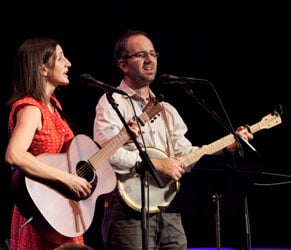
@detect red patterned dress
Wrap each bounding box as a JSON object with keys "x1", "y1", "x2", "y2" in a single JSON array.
[{"x1": 9, "y1": 96, "x2": 84, "y2": 250}]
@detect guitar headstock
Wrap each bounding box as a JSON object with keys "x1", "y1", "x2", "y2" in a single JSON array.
[
  {"x1": 259, "y1": 109, "x2": 282, "y2": 130},
  {"x1": 138, "y1": 98, "x2": 163, "y2": 125}
]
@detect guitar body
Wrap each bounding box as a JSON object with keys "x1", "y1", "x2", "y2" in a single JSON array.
[
  {"x1": 24, "y1": 134, "x2": 116, "y2": 237},
  {"x1": 11, "y1": 99, "x2": 164, "y2": 239},
  {"x1": 117, "y1": 147, "x2": 180, "y2": 213},
  {"x1": 13, "y1": 99, "x2": 163, "y2": 238}
]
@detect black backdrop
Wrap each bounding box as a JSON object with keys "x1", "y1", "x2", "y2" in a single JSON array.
[{"x1": 1, "y1": 2, "x2": 290, "y2": 249}]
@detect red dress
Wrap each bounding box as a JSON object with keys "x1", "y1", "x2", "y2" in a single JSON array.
[{"x1": 9, "y1": 96, "x2": 84, "y2": 250}]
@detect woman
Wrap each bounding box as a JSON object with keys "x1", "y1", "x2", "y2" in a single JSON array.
[{"x1": 5, "y1": 37, "x2": 92, "y2": 250}]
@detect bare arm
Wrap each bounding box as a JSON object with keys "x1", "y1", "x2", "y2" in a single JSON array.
[{"x1": 5, "y1": 105, "x2": 91, "y2": 200}]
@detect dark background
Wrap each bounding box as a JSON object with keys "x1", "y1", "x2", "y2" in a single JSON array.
[{"x1": 1, "y1": 1, "x2": 290, "y2": 249}]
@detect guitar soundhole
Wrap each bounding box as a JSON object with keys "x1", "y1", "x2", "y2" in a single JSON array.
[{"x1": 76, "y1": 160, "x2": 96, "y2": 184}]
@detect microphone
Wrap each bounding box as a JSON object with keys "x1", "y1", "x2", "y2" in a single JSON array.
[
  {"x1": 80, "y1": 73, "x2": 128, "y2": 95},
  {"x1": 159, "y1": 74, "x2": 208, "y2": 85}
]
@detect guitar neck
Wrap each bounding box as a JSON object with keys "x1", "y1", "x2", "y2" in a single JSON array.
[
  {"x1": 182, "y1": 133, "x2": 236, "y2": 168},
  {"x1": 89, "y1": 130, "x2": 129, "y2": 169},
  {"x1": 88, "y1": 98, "x2": 162, "y2": 170},
  {"x1": 181, "y1": 111, "x2": 282, "y2": 169},
  {"x1": 249, "y1": 121, "x2": 266, "y2": 134}
]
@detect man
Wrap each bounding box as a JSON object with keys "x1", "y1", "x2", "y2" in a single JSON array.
[{"x1": 93, "y1": 29, "x2": 253, "y2": 250}]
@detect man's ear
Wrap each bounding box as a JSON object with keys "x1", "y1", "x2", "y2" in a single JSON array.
[{"x1": 117, "y1": 59, "x2": 127, "y2": 73}]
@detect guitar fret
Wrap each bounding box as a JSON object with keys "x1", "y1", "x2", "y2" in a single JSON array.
[
  {"x1": 88, "y1": 99, "x2": 162, "y2": 169},
  {"x1": 182, "y1": 134, "x2": 236, "y2": 168},
  {"x1": 89, "y1": 131, "x2": 129, "y2": 168}
]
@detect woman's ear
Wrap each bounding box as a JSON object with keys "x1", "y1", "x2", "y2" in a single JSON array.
[{"x1": 40, "y1": 64, "x2": 48, "y2": 77}]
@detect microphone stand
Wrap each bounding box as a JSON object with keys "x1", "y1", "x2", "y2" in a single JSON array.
[
  {"x1": 182, "y1": 84, "x2": 255, "y2": 250},
  {"x1": 1, "y1": 216, "x2": 33, "y2": 250},
  {"x1": 182, "y1": 86, "x2": 243, "y2": 151},
  {"x1": 106, "y1": 92, "x2": 163, "y2": 250}
]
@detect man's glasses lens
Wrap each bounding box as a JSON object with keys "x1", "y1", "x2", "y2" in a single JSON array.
[{"x1": 124, "y1": 51, "x2": 159, "y2": 59}]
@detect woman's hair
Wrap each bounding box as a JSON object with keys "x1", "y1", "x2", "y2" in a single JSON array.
[{"x1": 7, "y1": 37, "x2": 59, "y2": 105}]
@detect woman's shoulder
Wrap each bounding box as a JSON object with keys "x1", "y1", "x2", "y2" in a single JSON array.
[
  {"x1": 9, "y1": 97, "x2": 43, "y2": 129},
  {"x1": 12, "y1": 97, "x2": 43, "y2": 108}
]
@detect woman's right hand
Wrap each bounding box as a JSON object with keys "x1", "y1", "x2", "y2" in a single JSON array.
[{"x1": 64, "y1": 173, "x2": 92, "y2": 200}]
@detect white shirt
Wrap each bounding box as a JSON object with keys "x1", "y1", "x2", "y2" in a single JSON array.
[{"x1": 93, "y1": 80, "x2": 198, "y2": 175}]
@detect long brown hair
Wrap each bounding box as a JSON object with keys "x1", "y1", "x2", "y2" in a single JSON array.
[{"x1": 7, "y1": 37, "x2": 59, "y2": 105}]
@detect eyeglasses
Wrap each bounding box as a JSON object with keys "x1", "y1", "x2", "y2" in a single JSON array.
[{"x1": 123, "y1": 50, "x2": 159, "y2": 60}]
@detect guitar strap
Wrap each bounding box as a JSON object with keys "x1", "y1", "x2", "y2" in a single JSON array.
[{"x1": 161, "y1": 104, "x2": 175, "y2": 157}]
